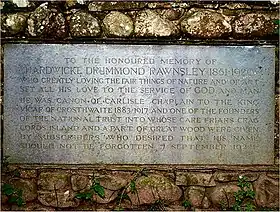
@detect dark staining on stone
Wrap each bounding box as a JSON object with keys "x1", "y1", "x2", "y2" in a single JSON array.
[
  {"x1": 233, "y1": 13, "x2": 277, "y2": 38},
  {"x1": 27, "y1": 3, "x2": 67, "y2": 38}
]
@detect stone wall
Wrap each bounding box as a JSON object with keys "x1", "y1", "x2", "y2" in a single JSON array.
[
  {"x1": 1, "y1": 165, "x2": 279, "y2": 211},
  {"x1": 1, "y1": 0, "x2": 279, "y2": 211}
]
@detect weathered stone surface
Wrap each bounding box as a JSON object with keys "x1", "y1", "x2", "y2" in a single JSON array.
[
  {"x1": 1, "y1": 13, "x2": 28, "y2": 35},
  {"x1": 65, "y1": 0, "x2": 86, "y2": 8},
  {"x1": 165, "y1": 205, "x2": 186, "y2": 211},
  {"x1": 181, "y1": 10, "x2": 231, "y2": 38},
  {"x1": 268, "y1": 11, "x2": 280, "y2": 21},
  {"x1": 233, "y1": 13, "x2": 276, "y2": 37},
  {"x1": 220, "y1": 3, "x2": 251, "y2": 9},
  {"x1": 71, "y1": 175, "x2": 90, "y2": 191},
  {"x1": 203, "y1": 3, "x2": 219, "y2": 9},
  {"x1": 176, "y1": 172, "x2": 215, "y2": 187},
  {"x1": 19, "y1": 169, "x2": 37, "y2": 178},
  {"x1": 38, "y1": 190, "x2": 79, "y2": 208},
  {"x1": 10, "y1": 205, "x2": 25, "y2": 211},
  {"x1": 89, "y1": 2, "x2": 146, "y2": 11},
  {"x1": 38, "y1": 172, "x2": 70, "y2": 191},
  {"x1": 0, "y1": 1, "x2": 4, "y2": 9},
  {"x1": 65, "y1": 0, "x2": 77, "y2": 8},
  {"x1": 128, "y1": 174, "x2": 182, "y2": 205},
  {"x1": 184, "y1": 186, "x2": 205, "y2": 207},
  {"x1": 93, "y1": 189, "x2": 118, "y2": 204},
  {"x1": 11, "y1": 0, "x2": 29, "y2": 8},
  {"x1": 202, "y1": 196, "x2": 211, "y2": 209},
  {"x1": 270, "y1": 0, "x2": 279, "y2": 5},
  {"x1": 148, "y1": 2, "x2": 190, "y2": 9},
  {"x1": 158, "y1": 8, "x2": 184, "y2": 21},
  {"x1": 76, "y1": 0, "x2": 86, "y2": 4},
  {"x1": 135, "y1": 10, "x2": 179, "y2": 37},
  {"x1": 4, "y1": 45, "x2": 275, "y2": 165},
  {"x1": 103, "y1": 11, "x2": 133, "y2": 37},
  {"x1": 1, "y1": 15, "x2": 7, "y2": 34},
  {"x1": 24, "y1": 202, "x2": 55, "y2": 211},
  {"x1": 70, "y1": 11, "x2": 100, "y2": 37},
  {"x1": 254, "y1": 174, "x2": 279, "y2": 208},
  {"x1": 214, "y1": 172, "x2": 259, "y2": 182},
  {"x1": 10, "y1": 178, "x2": 37, "y2": 202},
  {"x1": 1, "y1": 193, "x2": 8, "y2": 204},
  {"x1": 95, "y1": 174, "x2": 131, "y2": 191},
  {"x1": 27, "y1": 3, "x2": 66, "y2": 38},
  {"x1": 1, "y1": 204, "x2": 10, "y2": 211},
  {"x1": 207, "y1": 184, "x2": 239, "y2": 208},
  {"x1": 74, "y1": 202, "x2": 98, "y2": 211},
  {"x1": 147, "y1": 2, "x2": 173, "y2": 9}
]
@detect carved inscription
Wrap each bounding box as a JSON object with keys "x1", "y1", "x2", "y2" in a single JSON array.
[{"x1": 4, "y1": 45, "x2": 275, "y2": 164}]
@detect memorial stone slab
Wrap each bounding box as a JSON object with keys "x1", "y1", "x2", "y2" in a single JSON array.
[{"x1": 3, "y1": 44, "x2": 275, "y2": 164}]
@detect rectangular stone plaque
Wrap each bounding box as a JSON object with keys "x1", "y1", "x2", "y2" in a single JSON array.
[{"x1": 4, "y1": 44, "x2": 275, "y2": 164}]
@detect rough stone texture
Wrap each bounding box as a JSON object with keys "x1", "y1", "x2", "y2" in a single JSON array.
[
  {"x1": 95, "y1": 173, "x2": 133, "y2": 191},
  {"x1": 270, "y1": 0, "x2": 279, "y2": 5},
  {"x1": 1, "y1": 13, "x2": 28, "y2": 35},
  {"x1": 0, "y1": 2, "x2": 4, "y2": 10},
  {"x1": 27, "y1": 3, "x2": 66, "y2": 38},
  {"x1": 24, "y1": 203, "x2": 56, "y2": 211},
  {"x1": 19, "y1": 169, "x2": 37, "y2": 179},
  {"x1": 203, "y1": 3, "x2": 219, "y2": 9},
  {"x1": 176, "y1": 172, "x2": 216, "y2": 187},
  {"x1": 1, "y1": 204, "x2": 10, "y2": 211},
  {"x1": 214, "y1": 172, "x2": 259, "y2": 182},
  {"x1": 74, "y1": 202, "x2": 98, "y2": 211},
  {"x1": 254, "y1": 174, "x2": 279, "y2": 208},
  {"x1": 165, "y1": 205, "x2": 186, "y2": 211},
  {"x1": 202, "y1": 196, "x2": 211, "y2": 209},
  {"x1": 89, "y1": 2, "x2": 146, "y2": 11},
  {"x1": 207, "y1": 184, "x2": 239, "y2": 208},
  {"x1": 12, "y1": 0, "x2": 29, "y2": 8},
  {"x1": 38, "y1": 190, "x2": 79, "y2": 208},
  {"x1": 233, "y1": 13, "x2": 276, "y2": 37},
  {"x1": 158, "y1": 8, "x2": 184, "y2": 21},
  {"x1": 220, "y1": 3, "x2": 251, "y2": 9},
  {"x1": 128, "y1": 174, "x2": 182, "y2": 205},
  {"x1": 276, "y1": 94, "x2": 280, "y2": 164},
  {"x1": 71, "y1": 175, "x2": 90, "y2": 191},
  {"x1": 103, "y1": 11, "x2": 133, "y2": 37},
  {"x1": 70, "y1": 11, "x2": 100, "y2": 37},
  {"x1": 147, "y1": 2, "x2": 172, "y2": 9},
  {"x1": 147, "y1": 2, "x2": 190, "y2": 9},
  {"x1": 65, "y1": 0, "x2": 78, "y2": 8},
  {"x1": 181, "y1": 10, "x2": 232, "y2": 38},
  {"x1": 65, "y1": 0, "x2": 86, "y2": 8},
  {"x1": 1, "y1": 193, "x2": 8, "y2": 204},
  {"x1": 93, "y1": 189, "x2": 118, "y2": 204},
  {"x1": 135, "y1": 10, "x2": 179, "y2": 37},
  {"x1": 9, "y1": 178, "x2": 37, "y2": 202},
  {"x1": 184, "y1": 186, "x2": 205, "y2": 207},
  {"x1": 38, "y1": 172, "x2": 70, "y2": 191},
  {"x1": 267, "y1": 172, "x2": 279, "y2": 179},
  {"x1": 1, "y1": 15, "x2": 7, "y2": 35}
]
